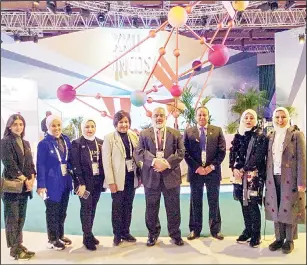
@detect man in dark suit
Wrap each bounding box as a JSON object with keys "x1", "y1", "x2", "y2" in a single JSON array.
[
  {"x1": 136, "y1": 107, "x2": 185, "y2": 247},
  {"x1": 184, "y1": 106, "x2": 226, "y2": 240}
]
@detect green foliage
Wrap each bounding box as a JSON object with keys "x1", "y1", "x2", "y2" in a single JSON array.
[
  {"x1": 62, "y1": 117, "x2": 83, "y2": 141},
  {"x1": 283, "y1": 106, "x2": 297, "y2": 117},
  {"x1": 225, "y1": 121, "x2": 239, "y2": 134},
  {"x1": 230, "y1": 88, "x2": 268, "y2": 116}
]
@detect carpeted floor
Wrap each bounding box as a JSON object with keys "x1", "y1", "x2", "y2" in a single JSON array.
[{"x1": 1, "y1": 190, "x2": 305, "y2": 238}]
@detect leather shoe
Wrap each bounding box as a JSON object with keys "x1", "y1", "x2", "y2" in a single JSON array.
[
  {"x1": 173, "y1": 237, "x2": 184, "y2": 246},
  {"x1": 146, "y1": 237, "x2": 157, "y2": 247},
  {"x1": 60, "y1": 236, "x2": 72, "y2": 245},
  {"x1": 269, "y1": 240, "x2": 284, "y2": 251},
  {"x1": 187, "y1": 231, "x2": 200, "y2": 240},
  {"x1": 121, "y1": 234, "x2": 137, "y2": 242},
  {"x1": 113, "y1": 236, "x2": 123, "y2": 246},
  {"x1": 282, "y1": 240, "x2": 294, "y2": 254},
  {"x1": 212, "y1": 232, "x2": 224, "y2": 240}
]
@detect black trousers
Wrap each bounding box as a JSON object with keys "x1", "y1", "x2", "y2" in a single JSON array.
[
  {"x1": 3, "y1": 195, "x2": 28, "y2": 248},
  {"x1": 189, "y1": 175, "x2": 221, "y2": 235},
  {"x1": 45, "y1": 189, "x2": 70, "y2": 241},
  {"x1": 111, "y1": 177, "x2": 135, "y2": 237},
  {"x1": 239, "y1": 199, "x2": 261, "y2": 240},
  {"x1": 80, "y1": 183, "x2": 101, "y2": 236},
  {"x1": 144, "y1": 179, "x2": 181, "y2": 239}
]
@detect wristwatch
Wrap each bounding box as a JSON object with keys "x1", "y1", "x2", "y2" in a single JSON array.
[{"x1": 210, "y1": 164, "x2": 215, "y2": 170}]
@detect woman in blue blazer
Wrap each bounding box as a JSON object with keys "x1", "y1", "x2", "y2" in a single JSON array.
[
  {"x1": 36, "y1": 115, "x2": 73, "y2": 251},
  {"x1": 71, "y1": 118, "x2": 105, "y2": 251}
]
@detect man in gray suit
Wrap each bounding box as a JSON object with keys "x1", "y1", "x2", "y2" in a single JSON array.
[
  {"x1": 184, "y1": 106, "x2": 226, "y2": 240},
  {"x1": 136, "y1": 107, "x2": 185, "y2": 247}
]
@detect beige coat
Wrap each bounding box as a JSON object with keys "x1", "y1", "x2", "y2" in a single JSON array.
[
  {"x1": 102, "y1": 130, "x2": 139, "y2": 191},
  {"x1": 265, "y1": 126, "x2": 306, "y2": 224}
]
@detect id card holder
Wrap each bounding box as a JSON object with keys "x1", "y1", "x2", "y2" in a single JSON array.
[
  {"x1": 126, "y1": 159, "x2": 134, "y2": 172},
  {"x1": 61, "y1": 163, "x2": 67, "y2": 176},
  {"x1": 156, "y1": 151, "x2": 164, "y2": 159},
  {"x1": 92, "y1": 162, "x2": 100, "y2": 175},
  {"x1": 201, "y1": 151, "x2": 206, "y2": 166}
]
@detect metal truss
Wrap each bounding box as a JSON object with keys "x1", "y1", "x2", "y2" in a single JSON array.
[
  {"x1": 230, "y1": 45, "x2": 276, "y2": 53},
  {"x1": 1, "y1": 8, "x2": 306, "y2": 36}
]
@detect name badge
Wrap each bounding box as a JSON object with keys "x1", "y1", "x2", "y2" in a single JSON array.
[
  {"x1": 61, "y1": 163, "x2": 67, "y2": 176},
  {"x1": 126, "y1": 159, "x2": 134, "y2": 172},
  {"x1": 201, "y1": 151, "x2": 206, "y2": 166},
  {"x1": 92, "y1": 162, "x2": 99, "y2": 175},
  {"x1": 156, "y1": 151, "x2": 164, "y2": 159}
]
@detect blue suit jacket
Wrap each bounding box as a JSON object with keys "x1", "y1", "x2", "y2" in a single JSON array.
[{"x1": 36, "y1": 133, "x2": 73, "y2": 202}]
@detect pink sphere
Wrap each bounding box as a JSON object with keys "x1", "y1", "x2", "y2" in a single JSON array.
[
  {"x1": 146, "y1": 111, "x2": 152, "y2": 117},
  {"x1": 170, "y1": 85, "x2": 183, "y2": 97},
  {"x1": 95, "y1": 93, "x2": 101, "y2": 99},
  {"x1": 147, "y1": 97, "x2": 153, "y2": 104},
  {"x1": 172, "y1": 111, "x2": 180, "y2": 118},
  {"x1": 57, "y1": 84, "x2": 76, "y2": 103},
  {"x1": 152, "y1": 86, "x2": 158, "y2": 92},
  {"x1": 208, "y1": 44, "x2": 230, "y2": 67},
  {"x1": 192, "y1": 60, "x2": 202, "y2": 72},
  {"x1": 101, "y1": 111, "x2": 107, "y2": 117}
]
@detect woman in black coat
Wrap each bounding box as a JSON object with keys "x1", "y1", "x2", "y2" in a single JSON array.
[
  {"x1": 1, "y1": 114, "x2": 36, "y2": 260},
  {"x1": 229, "y1": 109, "x2": 268, "y2": 248},
  {"x1": 70, "y1": 118, "x2": 105, "y2": 251}
]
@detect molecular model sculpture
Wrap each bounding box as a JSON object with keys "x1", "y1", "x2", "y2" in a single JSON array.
[{"x1": 57, "y1": 1, "x2": 250, "y2": 125}]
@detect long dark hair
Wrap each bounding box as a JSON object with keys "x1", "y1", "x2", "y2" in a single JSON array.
[{"x1": 3, "y1": 114, "x2": 26, "y2": 138}]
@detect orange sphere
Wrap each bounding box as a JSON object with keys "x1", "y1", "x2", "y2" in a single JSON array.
[
  {"x1": 172, "y1": 110, "x2": 180, "y2": 118},
  {"x1": 147, "y1": 97, "x2": 153, "y2": 104},
  {"x1": 149, "y1": 30, "x2": 156, "y2": 38},
  {"x1": 227, "y1": 20, "x2": 235, "y2": 27},
  {"x1": 217, "y1": 22, "x2": 223, "y2": 29},
  {"x1": 185, "y1": 5, "x2": 192, "y2": 14},
  {"x1": 173, "y1": 48, "x2": 180, "y2": 57},
  {"x1": 200, "y1": 37, "x2": 206, "y2": 44},
  {"x1": 146, "y1": 111, "x2": 152, "y2": 117},
  {"x1": 159, "y1": 47, "x2": 166, "y2": 56}
]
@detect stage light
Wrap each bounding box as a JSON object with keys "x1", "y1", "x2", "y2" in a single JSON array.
[
  {"x1": 270, "y1": 1, "x2": 278, "y2": 11},
  {"x1": 33, "y1": 1, "x2": 39, "y2": 7},
  {"x1": 132, "y1": 17, "x2": 138, "y2": 28},
  {"x1": 201, "y1": 15, "x2": 208, "y2": 26},
  {"x1": 64, "y1": 4, "x2": 72, "y2": 15},
  {"x1": 13, "y1": 33, "x2": 21, "y2": 43},
  {"x1": 47, "y1": 0, "x2": 56, "y2": 14},
  {"x1": 299, "y1": 34, "x2": 305, "y2": 44},
  {"x1": 97, "y1": 13, "x2": 105, "y2": 23},
  {"x1": 33, "y1": 34, "x2": 38, "y2": 43},
  {"x1": 284, "y1": 0, "x2": 295, "y2": 10}
]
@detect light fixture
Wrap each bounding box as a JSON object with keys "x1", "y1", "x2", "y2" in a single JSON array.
[
  {"x1": 201, "y1": 16, "x2": 208, "y2": 26},
  {"x1": 284, "y1": 0, "x2": 296, "y2": 10},
  {"x1": 64, "y1": 3, "x2": 72, "y2": 15},
  {"x1": 13, "y1": 33, "x2": 21, "y2": 43},
  {"x1": 299, "y1": 34, "x2": 305, "y2": 44},
  {"x1": 132, "y1": 16, "x2": 138, "y2": 28},
  {"x1": 33, "y1": 34, "x2": 38, "y2": 43},
  {"x1": 270, "y1": 1, "x2": 278, "y2": 11},
  {"x1": 33, "y1": 1, "x2": 39, "y2": 7},
  {"x1": 46, "y1": 0, "x2": 56, "y2": 14},
  {"x1": 97, "y1": 13, "x2": 105, "y2": 23}
]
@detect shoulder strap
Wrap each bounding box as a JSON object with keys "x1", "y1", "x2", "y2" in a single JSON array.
[{"x1": 245, "y1": 136, "x2": 256, "y2": 165}]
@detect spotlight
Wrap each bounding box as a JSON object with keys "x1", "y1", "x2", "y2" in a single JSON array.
[
  {"x1": 46, "y1": 0, "x2": 56, "y2": 14},
  {"x1": 132, "y1": 16, "x2": 138, "y2": 28},
  {"x1": 201, "y1": 15, "x2": 208, "y2": 26},
  {"x1": 33, "y1": 1, "x2": 39, "y2": 7},
  {"x1": 97, "y1": 13, "x2": 105, "y2": 23},
  {"x1": 299, "y1": 34, "x2": 305, "y2": 44},
  {"x1": 33, "y1": 34, "x2": 38, "y2": 43},
  {"x1": 64, "y1": 4, "x2": 72, "y2": 15},
  {"x1": 13, "y1": 33, "x2": 21, "y2": 43},
  {"x1": 270, "y1": 1, "x2": 278, "y2": 11},
  {"x1": 284, "y1": 0, "x2": 296, "y2": 10}
]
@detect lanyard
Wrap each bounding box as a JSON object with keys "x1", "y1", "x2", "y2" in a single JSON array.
[
  {"x1": 154, "y1": 127, "x2": 167, "y2": 151},
  {"x1": 53, "y1": 138, "x2": 68, "y2": 163},
  {"x1": 86, "y1": 139, "x2": 99, "y2": 163}
]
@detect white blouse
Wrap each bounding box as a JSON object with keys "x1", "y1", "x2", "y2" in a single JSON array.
[{"x1": 272, "y1": 130, "x2": 287, "y2": 175}]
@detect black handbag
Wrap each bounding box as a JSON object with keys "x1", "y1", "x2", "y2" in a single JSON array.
[{"x1": 0, "y1": 177, "x2": 24, "y2": 193}]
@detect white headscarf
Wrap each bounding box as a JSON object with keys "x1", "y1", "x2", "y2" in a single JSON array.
[
  {"x1": 46, "y1": 114, "x2": 62, "y2": 137},
  {"x1": 81, "y1": 118, "x2": 96, "y2": 141},
  {"x1": 238, "y1": 109, "x2": 258, "y2": 136},
  {"x1": 272, "y1": 107, "x2": 290, "y2": 133}
]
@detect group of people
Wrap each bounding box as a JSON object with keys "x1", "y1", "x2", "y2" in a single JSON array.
[{"x1": 1, "y1": 106, "x2": 305, "y2": 261}]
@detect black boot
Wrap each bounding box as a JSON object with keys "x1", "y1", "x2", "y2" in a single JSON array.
[{"x1": 83, "y1": 234, "x2": 96, "y2": 251}]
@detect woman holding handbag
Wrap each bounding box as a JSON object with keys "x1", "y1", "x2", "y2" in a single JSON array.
[
  {"x1": 70, "y1": 118, "x2": 105, "y2": 251},
  {"x1": 1, "y1": 114, "x2": 36, "y2": 260},
  {"x1": 36, "y1": 115, "x2": 73, "y2": 251}
]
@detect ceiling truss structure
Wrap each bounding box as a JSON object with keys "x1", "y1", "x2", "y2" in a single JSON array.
[{"x1": 1, "y1": 1, "x2": 306, "y2": 53}]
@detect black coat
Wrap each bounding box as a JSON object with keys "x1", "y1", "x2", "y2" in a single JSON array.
[
  {"x1": 1, "y1": 134, "x2": 36, "y2": 199},
  {"x1": 70, "y1": 136, "x2": 105, "y2": 192},
  {"x1": 229, "y1": 126, "x2": 268, "y2": 203}
]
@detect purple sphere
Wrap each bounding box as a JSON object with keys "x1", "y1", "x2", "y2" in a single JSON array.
[
  {"x1": 57, "y1": 84, "x2": 76, "y2": 103},
  {"x1": 208, "y1": 44, "x2": 230, "y2": 67},
  {"x1": 192, "y1": 60, "x2": 202, "y2": 72}
]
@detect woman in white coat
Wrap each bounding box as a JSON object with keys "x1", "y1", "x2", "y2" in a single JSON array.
[{"x1": 102, "y1": 110, "x2": 141, "y2": 246}]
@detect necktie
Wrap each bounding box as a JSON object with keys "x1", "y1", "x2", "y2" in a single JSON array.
[
  {"x1": 157, "y1": 129, "x2": 162, "y2": 150},
  {"x1": 200, "y1": 127, "x2": 206, "y2": 151}
]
